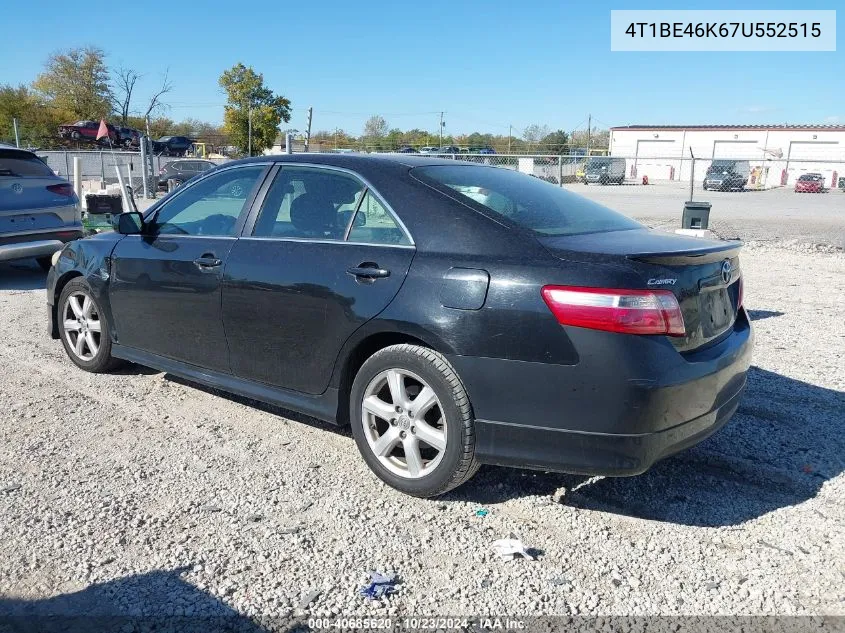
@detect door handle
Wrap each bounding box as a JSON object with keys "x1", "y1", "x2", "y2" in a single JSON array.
[
  {"x1": 194, "y1": 255, "x2": 222, "y2": 268},
  {"x1": 347, "y1": 264, "x2": 391, "y2": 279}
]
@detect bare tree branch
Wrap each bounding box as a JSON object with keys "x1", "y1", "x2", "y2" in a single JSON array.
[
  {"x1": 144, "y1": 69, "x2": 173, "y2": 121},
  {"x1": 110, "y1": 67, "x2": 139, "y2": 125}
]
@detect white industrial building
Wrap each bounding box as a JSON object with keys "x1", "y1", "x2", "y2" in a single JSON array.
[{"x1": 608, "y1": 125, "x2": 845, "y2": 188}]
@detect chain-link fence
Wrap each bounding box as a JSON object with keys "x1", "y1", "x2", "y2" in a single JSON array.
[
  {"x1": 390, "y1": 153, "x2": 845, "y2": 189},
  {"x1": 34, "y1": 149, "x2": 845, "y2": 196},
  {"x1": 35, "y1": 150, "x2": 232, "y2": 193}
]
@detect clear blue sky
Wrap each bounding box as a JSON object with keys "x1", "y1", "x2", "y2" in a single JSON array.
[{"x1": 0, "y1": 0, "x2": 840, "y2": 136}]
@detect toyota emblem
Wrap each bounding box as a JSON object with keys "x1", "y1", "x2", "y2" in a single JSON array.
[
  {"x1": 721, "y1": 260, "x2": 732, "y2": 284},
  {"x1": 11, "y1": 183, "x2": 23, "y2": 194}
]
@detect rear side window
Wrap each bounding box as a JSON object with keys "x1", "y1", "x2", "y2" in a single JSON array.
[
  {"x1": 413, "y1": 165, "x2": 641, "y2": 237},
  {"x1": 0, "y1": 151, "x2": 54, "y2": 177},
  {"x1": 348, "y1": 191, "x2": 410, "y2": 245}
]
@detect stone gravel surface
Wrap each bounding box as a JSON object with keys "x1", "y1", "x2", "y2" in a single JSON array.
[{"x1": 0, "y1": 243, "x2": 843, "y2": 624}]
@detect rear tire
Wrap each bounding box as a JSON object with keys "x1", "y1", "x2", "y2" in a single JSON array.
[
  {"x1": 350, "y1": 344, "x2": 479, "y2": 498},
  {"x1": 58, "y1": 279, "x2": 122, "y2": 373}
]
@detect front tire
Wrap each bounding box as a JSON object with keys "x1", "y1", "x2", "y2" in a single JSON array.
[
  {"x1": 350, "y1": 344, "x2": 479, "y2": 497},
  {"x1": 58, "y1": 279, "x2": 122, "y2": 373}
]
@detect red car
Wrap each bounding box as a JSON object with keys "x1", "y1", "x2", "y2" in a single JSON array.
[
  {"x1": 794, "y1": 173, "x2": 826, "y2": 193},
  {"x1": 58, "y1": 120, "x2": 118, "y2": 145}
]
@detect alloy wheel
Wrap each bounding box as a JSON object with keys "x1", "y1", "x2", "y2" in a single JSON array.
[
  {"x1": 62, "y1": 291, "x2": 102, "y2": 361},
  {"x1": 361, "y1": 368, "x2": 447, "y2": 479}
]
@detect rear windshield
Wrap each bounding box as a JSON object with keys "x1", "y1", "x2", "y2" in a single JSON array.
[
  {"x1": 413, "y1": 165, "x2": 641, "y2": 237},
  {"x1": 0, "y1": 151, "x2": 54, "y2": 177},
  {"x1": 708, "y1": 161, "x2": 737, "y2": 171}
]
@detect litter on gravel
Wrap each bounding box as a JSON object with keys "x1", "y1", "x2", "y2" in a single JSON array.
[
  {"x1": 491, "y1": 534, "x2": 536, "y2": 561},
  {"x1": 359, "y1": 572, "x2": 398, "y2": 600}
]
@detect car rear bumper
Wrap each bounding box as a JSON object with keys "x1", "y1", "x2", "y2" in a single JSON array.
[
  {"x1": 0, "y1": 227, "x2": 84, "y2": 262},
  {"x1": 448, "y1": 309, "x2": 753, "y2": 476}
]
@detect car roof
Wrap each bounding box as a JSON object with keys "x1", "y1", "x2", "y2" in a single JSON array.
[
  {"x1": 223, "y1": 153, "x2": 477, "y2": 171},
  {"x1": 0, "y1": 144, "x2": 36, "y2": 156}
]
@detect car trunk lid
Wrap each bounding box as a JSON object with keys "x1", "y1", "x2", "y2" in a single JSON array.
[{"x1": 539, "y1": 228, "x2": 743, "y2": 352}]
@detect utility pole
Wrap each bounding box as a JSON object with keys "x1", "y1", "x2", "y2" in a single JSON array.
[
  {"x1": 439, "y1": 112, "x2": 444, "y2": 148},
  {"x1": 586, "y1": 114, "x2": 591, "y2": 154},
  {"x1": 305, "y1": 106, "x2": 313, "y2": 152},
  {"x1": 247, "y1": 105, "x2": 252, "y2": 157},
  {"x1": 508, "y1": 125, "x2": 512, "y2": 154},
  {"x1": 12, "y1": 118, "x2": 20, "y2": 148},
  {"x1": 335, "y1": 128, "x2": 339, "y2": 150}
]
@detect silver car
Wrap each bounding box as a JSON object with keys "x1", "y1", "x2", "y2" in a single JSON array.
[{"x1": 0, "y1": 144, "x2": 83, "y2": 270}]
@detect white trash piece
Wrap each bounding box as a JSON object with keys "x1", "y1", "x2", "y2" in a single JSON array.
[{"x1": 491, "y1": 534, "x2": 536, "y2": 561}]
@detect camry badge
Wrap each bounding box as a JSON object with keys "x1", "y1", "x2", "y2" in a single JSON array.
[{"x1": 647, "y1": 278, "x2": 677, "y2": 286}]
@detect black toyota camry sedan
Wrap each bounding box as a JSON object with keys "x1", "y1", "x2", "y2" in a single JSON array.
[{"x1": 46, "y1": 154, "x2": 752, "y2": 497}]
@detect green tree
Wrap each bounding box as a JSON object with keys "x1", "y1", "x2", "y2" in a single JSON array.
[
  {"x1": 541, "y1": 129, "x2": 570, "y2": 154},
  {"x1": 219, "y1": 63, "x2": 291, "y2": 155},
  {"x1": 33, "y1": 47, "x2": 112, "y2": 121},
  {"x1": 0, "y1": 84, "x2": 60, "y2": 147}
]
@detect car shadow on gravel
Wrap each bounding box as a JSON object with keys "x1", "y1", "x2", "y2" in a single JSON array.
[
  {"x1": 0, "y1": 568, "x2": 270, "y2": 633},
  {"x1": 164, "y1": 374, "x2": 352, "y2": 437},
  {"x1": 746, "y1": 309, "x2": 784, "y2": 321},
  {"x1": 449, "y1": 367, "x2": 844, "y2": 528},
  {"x1": 0, "y1": 261, "x2": 46, "y2": 291}
]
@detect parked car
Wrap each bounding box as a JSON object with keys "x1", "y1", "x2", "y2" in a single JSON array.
[
  {"x1": 46, "y1": 155, "x2": 752, "y2": 498},
  {"x1": 116, "y1": 126, "x2": 142, "y2": 149},
  {"x1": 395, "y1": 147, "x2": 418, "y2": 153},
  {"x1": 419, "y1": 147, "x2": 439, "y2": 154},
  {"x1": 703, "y1": 160, "x2": 750, "y2": 191},
  {"x1": 584, "y1": 156, "x2": 626, "y2": 184},
  {"x1": 469, "y1": 146, "x2": 496, "y2": 155},
  {"x1": 437, "y1": 146, "x2": 461, "y2": 155},
  {"x1": 794, "y1": 173, "x2": 826, "y2": 193},
  {"x1": 158, "y1": 159, "x2": 216, "y2": 190},
  {"x1": 58, "y1": 120, "x2": 118, "y2": 145},
  {"x1": 1, "y1": 144, "x2": 83, "y2": 270},
  {"x1": 153, "y1": 136, "x2": 194, "y2": 157}
]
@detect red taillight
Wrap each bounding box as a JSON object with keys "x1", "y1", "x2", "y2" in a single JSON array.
[
  {"x1": 46, "y1": 183, "x2": 74, "y2": 197},
  {"x1": 541, "y1": 286, "x2": 686, "y2": 337}
]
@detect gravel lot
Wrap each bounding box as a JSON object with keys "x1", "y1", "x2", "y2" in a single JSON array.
[{"x1": 0, "y1": 229, "x2": 843, "y2": 626}]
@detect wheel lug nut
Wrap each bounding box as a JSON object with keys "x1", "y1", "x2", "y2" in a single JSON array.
[
  {"x1": 400, "y1": 431, "x2": 406, "y2": 439},
  {"x1": 390, "y1": 419, "x2": 396, "y2": 425},
  {"x1": 395, "y1": 406, "x2": 402, "y2": 412}
]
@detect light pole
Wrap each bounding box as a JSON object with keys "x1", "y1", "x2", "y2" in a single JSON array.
[
  {"x1": 439, "y1": 112, "x2": 444, "y2": 148},
  {"x1": 247, "y1": 105, "x2": 252, "y2": 157}
]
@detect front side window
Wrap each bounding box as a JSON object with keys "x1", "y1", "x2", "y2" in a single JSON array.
[
  {"x1": 414, "y1": 165, "x2": 641, "y2": 237},
  {"x1": 150, "y1": 165, "x2": 265, "y2": 236},
  {"x1": 347, "y1": 191, "x2": 410, "y2": 245},
  {"x1": 252, "y1": 167, "x2": 365, "y2": 239}
]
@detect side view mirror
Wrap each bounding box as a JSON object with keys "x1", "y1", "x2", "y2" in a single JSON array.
[{"x1": 116, "y1": 211, "x2": 144, "y2": 235}]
